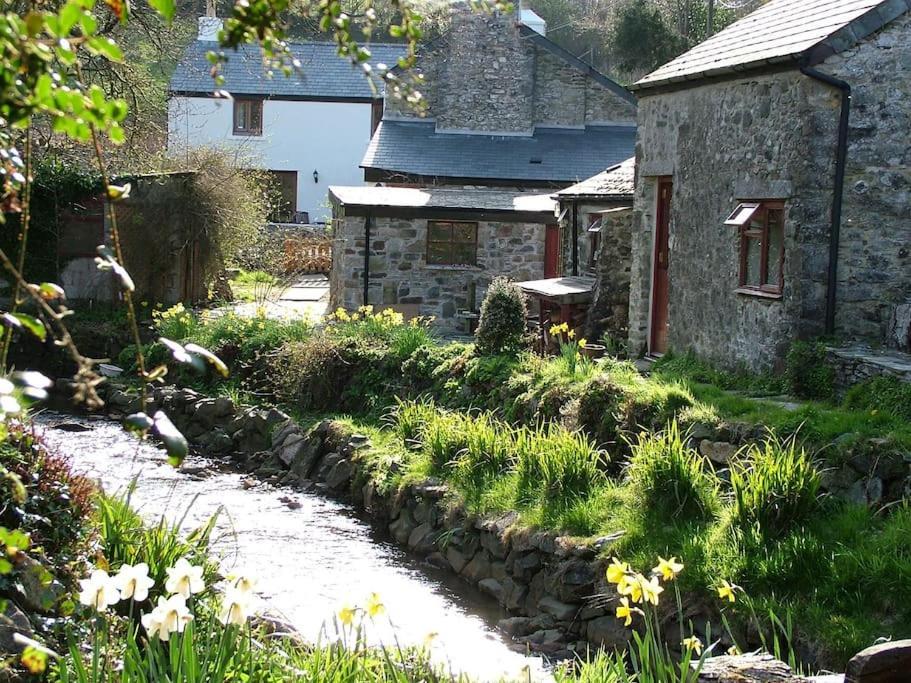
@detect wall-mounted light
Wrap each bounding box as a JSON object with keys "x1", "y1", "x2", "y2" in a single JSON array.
[{"x1": 313, "y1": 169, "x2": 319, "y2": 184}]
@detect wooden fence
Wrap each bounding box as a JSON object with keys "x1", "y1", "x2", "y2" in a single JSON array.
[{"x1": 282, "y1": 235, "x2": 332, "y2": 274}]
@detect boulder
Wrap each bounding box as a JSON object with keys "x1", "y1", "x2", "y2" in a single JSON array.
[
  {"x1": 13, "y1": 554, "x2": 63, "y2": 614},
  {"x1": 478, "y1": 578, "x2": 504, "y2": 603},
  {"x1": 445, "y1": 547, "x2": 472, "y2": 574},
  {"x1": 325, "y1": 458, "x2": 354, "y2": 491},
  {"x1": 498, "y1": 616, "x2": 534, "y2": 637},
  {"x1": 538, "y1": 595, "x2": 578, "y2": 622},
  {"x1": 271, "y1": 421, "x2": 300, "y2": 449},
  {"x1": 192, "y1": 399, "x2": 220, "y2": 429},
  {"x1": 585, "y1": 615, "x2": 631, "y2": 649},
  {"x1": 276, "y1": 434, "x2": 307, "y2": 466},
  {"x1": 461, "y1": 550, "x2": 493, "y2": 583},
  {"x1": 290, "y1": 438, "x2": 324, "y2": 480},
  {"x1": 208, "y1": 428, "x2": 234, "y2": 455},
  {"x1": 0, "y1": 602, "x2": 32, "y2": 655},
  {"x1": 697, "y1": 652, "x2": 800, "y2": 681},
  {"x1": 389, "y1": 509, "x2": 416, "y2": 545},
  {"x1": 700, "y1": 440, "x2": 738, "y2": 465},
  {"x1": 406, "y1": 523, "x2": 437, "y2": 555},
  {"x1": 846, "y1": 639, "x2": 911, "y2": 683}
]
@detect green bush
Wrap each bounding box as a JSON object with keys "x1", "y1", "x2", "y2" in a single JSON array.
[
  {"x1": 474, "y1": 277, "x2": 527, "y2": 356},
  {"x1": 843, "y1": 374, "x2": 911, "y2": 420},
  {"x1": 625, "y1": 423, "x2": 718, "y2": 520},
  {"x1": 786, "y1": 341, "x2": 835, "y2": 400},
  {"x1": 731, "y1": 437, "x2": 821, "y2": 537},
  {"x1": 515, "y1": 424, "x2": 605, "y2": 503}
]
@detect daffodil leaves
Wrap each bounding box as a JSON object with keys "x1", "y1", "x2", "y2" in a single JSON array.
[
  {"x1": 159, "y1": 338, "x2": 229, "y2": 378},
  {"x1": 152, "y1": 411, "x2": 188, "y2": 467}
]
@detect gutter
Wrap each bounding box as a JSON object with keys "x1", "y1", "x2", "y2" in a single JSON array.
[
  {"x1": 363, "y1": 211, "x2": 373, "y2": 306},
  {"x1": 800, "y1": 65, "x2": 851, "y2": 336}
]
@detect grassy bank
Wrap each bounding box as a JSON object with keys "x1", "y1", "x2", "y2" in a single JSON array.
[{"x1": 109, "y1": 305, "x2": 911, "y2": 668}]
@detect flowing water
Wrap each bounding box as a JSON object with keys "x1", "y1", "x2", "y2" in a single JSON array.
[{"x1": 36, "y1": 413, "x2": 550, "y2": 682}]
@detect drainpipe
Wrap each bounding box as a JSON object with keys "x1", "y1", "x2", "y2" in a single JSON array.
[
  {"x1": 571, "y1": 201, "x2": 579, "y2": 276},
  {"x1": 800, "y1": 65, "x2": 851, "y2": 336},
  {"x1": 363, "y1": 212, "x2": 373, "y2": 305}
]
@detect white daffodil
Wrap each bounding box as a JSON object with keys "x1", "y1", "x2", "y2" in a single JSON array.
[
  {"x1": 219, "y1": 587, "x2": 252, "y2": 626},
  {"x1": 164, "y1": 558, "x2": 205, "y2": 598},
  {"x1": 141, "y1": 595, "x2": 194, "y2": 641},
  {"x1": 227, "y1": 570, "x2": 256, "y2": 595},
  {"x1": 113, "y1": 563, "x2": 155, "y2": 603},
  {"x1": 78, "y1": 569, "x2": 120, "y2": 611}
]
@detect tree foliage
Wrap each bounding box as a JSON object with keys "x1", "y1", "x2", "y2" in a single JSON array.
[
  {"x1": 475, "y1": 277, "x2": 528, "y2": 356},
  {"x1": 610, "y1": 0, "x2": 688, "y2": 76}
]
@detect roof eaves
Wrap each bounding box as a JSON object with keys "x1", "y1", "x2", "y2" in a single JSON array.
[
  {"x1": 629, "y1": 53, "x2": 800, "y2": 92},
  {"x1": 518, "y1": 25, "x2": 636, "y2": 105},
  {"x1": 805, "y1": 0, "x2": 911, "y2": 65}
]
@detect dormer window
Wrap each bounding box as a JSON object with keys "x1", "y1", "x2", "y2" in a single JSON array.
[
  {"x1": 233, "y1": 99, "x2": 263, "y2": 136},
  {"x1": 727, "y1": 201, "x2": 785, "y2": 297}
]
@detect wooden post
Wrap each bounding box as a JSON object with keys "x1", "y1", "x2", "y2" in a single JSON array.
[{"x1": 706, "y1": 0, "x2": 715, "y2": 37}]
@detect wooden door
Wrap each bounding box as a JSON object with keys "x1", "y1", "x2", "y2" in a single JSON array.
[
  {"x1": 544, "y1": 224, "x2": 559, "y2": 278},
  {"x1": 650, "y1": 179, "x2": 672, "y2": 354}
]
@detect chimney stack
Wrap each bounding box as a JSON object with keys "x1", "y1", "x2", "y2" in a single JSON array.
[{"x1": 197, "y1": 15, "x2": 222, "y2": 41}]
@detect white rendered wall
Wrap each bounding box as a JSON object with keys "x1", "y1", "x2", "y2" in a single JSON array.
[{"x1": 168, "y1": 96, "x2": 373, "y2": 222}]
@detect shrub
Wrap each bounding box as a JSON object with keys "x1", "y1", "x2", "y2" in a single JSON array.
[
  {"x1": 474, "y1": 277, "x2": 528, "y2": 356},
  {"x1": 730, "y1": 437, "x2": 821, "y2": 537},
  {"x1": 786, "y1": 341, "x2": 835, "y2": 400},
  {"x1": 625, "y1": 423, "x2": 718, "y2": 520},
  {"x1": 515, "y1": 424, "x2": 605, "y2": 503},
  {"x1": 843, "y1": 374, "x2": 911, "y2": 420}
]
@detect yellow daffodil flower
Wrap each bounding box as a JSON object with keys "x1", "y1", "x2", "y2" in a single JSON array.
[
  {"x1": 366, "y1": 592, "x2": 385, "y2": 618},
  {"x1": 338, "y1": 605, "x2": 356, "y2": 627},
  {"x1": 727, "y1": 645, "x2": 741, "y2": 656},
  {"x1": 615, "y1": 597, "x2": 642, "y2": 626},
  {"x1": 617, "y1": 573, "x2": 643, "y2": 603},
  {"x1": 682, "y1": 636, "x2": 703, "y2": 655},
  {"x1": 567, "y1": 329, "x2": 576, "y2": 339},
  {"x1": 20, "y1": 647, "x2": 48, "y2": 674},
  {"x1": 717, "y1": 579, "x2": 741, "y2": 603},
  {"x1": 639, "y1": 575, "x2": 664, "y2": 606},
  {"x1": 653, "y1": 556, "x2": 684, "y2": 582},
  {"x1": 578, "y1": 338, "x2": 587, "y2": 348},
  {"x1": 606, "y1": 558, "x2": 630, "y2": 585}
]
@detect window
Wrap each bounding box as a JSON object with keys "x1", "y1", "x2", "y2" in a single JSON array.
[
  {"x1": 728, "y1": 201, "x2": 785, "y2": 296},
  {"x1": 233, "y1": 99, "x2": 263, "y2": 136},
  {"x1": 587, "y1": 214, "x2": 602, "y2": 267},
  {"x1": 426, "y1": 221, "x2": 478, "y2": 266}
]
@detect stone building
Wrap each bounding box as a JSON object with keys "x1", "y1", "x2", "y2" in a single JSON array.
[
  {"x1": 626, "y1": 0, "x2": 911, "y2": 371},
  {"x1": 328, "y1": 186, "x2": 555, "y2": 332},
  {"x1": 329, "y1": 1, "x2": 636, "y2": 328},
  {"x1": 554, "y1": 158, "x2": 635, "y2": 343},
  {"x1": 362, "y1": 3, "x2": 636, "y2": 188}
]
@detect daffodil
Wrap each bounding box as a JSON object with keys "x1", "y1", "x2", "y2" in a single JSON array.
[
  {"x1": 338, "y1": 605, "x2": 356, "y2": 627},
  {"x1": 617, "y1": 573, "x2": 643, "y2": 603},
  {"x1": 606, "y1": 558, "x2": 630, "y2": 584},
  {"x1": 639, "y1": 575, "x2": 664, "y2": 606},
  {"x1": 727, "y1": 645, "x2": 741, "y2": 656},
  {"x1": 567, "y1": 329, "x2": 576, "y2": 339},
  {"x1": 682, "y1": 635, "x2": 703, "y2": 655},
  {"x1": 164, "y1": 558, "x2": 205, "y2": 598},
  {"x1": 717, "y1": 579, "x2": 741, "y2": 603},
  {"x1": 652, "y1": 556, "x2": 684, "y2": 582},
  {"x1": 366, "y1": 592, "x2": 385, "y2": 618},
  {"x1": 578, "y1": 338, "x2": 588, "y2": 349},
  {"x1": 141, "y1": 595, "x2": 194, "y2": 641},
  {"x1": 78, "y1": 569, "x2": 120, "y2": 611},
  {"x1": 113, "y1": 563, "x2": 155, "y2": 603},
  {"x1": 219, "y1": 587, "x2": 252, "y2": 626},
  {"x1": 20, "y1": 647, "x2": 48, "y2": 674},
  {"x1": 615, "y1": 597, "x2": 642, "y2": 627},
  {"x1": 228, "y1": 570, "x2": 257, "y2": 594}
]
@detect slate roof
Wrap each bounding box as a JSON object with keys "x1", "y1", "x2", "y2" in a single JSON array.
[
  {"x1": 329, "y1": 185, "x2": 556, "y2": 215},
  {"x1": 634, "y1": 0, "x2": 911, "y2": 91},
  {"x1": 169, "y1": 40, "x2": 407, "y2": 99},
  {"x1": 555, "y1": 157, "x2": 636, "y2": 199},
  {"x1": 362, "y1": 121, "x2": 637, "y2": 184}
]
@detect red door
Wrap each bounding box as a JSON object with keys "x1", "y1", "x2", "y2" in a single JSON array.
[
  {"x1": 544, "y1": 224, "x2": 559, "y2": 278},
  {"x1": 650, "y1": 179, "x2": 672, "y2": 354}
]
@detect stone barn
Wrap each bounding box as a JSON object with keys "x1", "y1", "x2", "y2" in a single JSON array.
[
  {"x1": 328, "y1": 186, "x2": 556, "y2": 333},
  {"x1": 626, "y1": 0, "x2": 911, "y2": 372}
]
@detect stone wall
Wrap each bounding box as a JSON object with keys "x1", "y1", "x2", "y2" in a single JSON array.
[
  {"x1": 586, "y1": 209, "x2": 633, "y2": 344},
  {"x1": 818, "y1": 13, "x2": 911, "y2": 343},
  {"x1": 384, "y1": 4, "x2": 635, "y2": 132},
  {"x1": 628, "y1": 71, "x2": 838, "y2": 370},
  {"x1": 330, "y1": 213, "x2": 547, "y2": 332}
]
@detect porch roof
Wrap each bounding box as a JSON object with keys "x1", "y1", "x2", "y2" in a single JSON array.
[
  {"x1": 328, "y1": 185, "x2": 557, "y2": 217},
  {"x1": 555, "y1": 157, "x2": 636, "y2": 200}
]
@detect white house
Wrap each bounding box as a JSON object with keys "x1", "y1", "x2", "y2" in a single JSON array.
[{"x1": 168, "y1": 17, "x2": 405, "y2": 223}]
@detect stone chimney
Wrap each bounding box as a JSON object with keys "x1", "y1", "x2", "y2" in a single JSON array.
[
  {"x1": 197, "y1": 0, "x2": 222, "y2": 43},
  {"x1": 434, "y1": 1, "x2": 535, "y2": 135}
]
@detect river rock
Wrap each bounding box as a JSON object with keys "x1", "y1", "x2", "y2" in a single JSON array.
[
  {"x1": 209, "y1": 428, "x2": 234, "y2": 455},
  {"x1": 407, "y1": 522, "x2": 436, "y2": 554},
  {"x1": 846, "y1": 639, "x2": 911, "y2": 683},
  {"x1": 461, "y1": 550, "x2": 492, "y2": 583},
  {"x1": 13, "y1": 554, "x2": 63, "y2": 614},
  {"x1": 445, "y1": 547, "x2": 472, "y2": 574},
  {"x1": 585, "y1": 615, "x2": 631, "y2": 648},
  {"x1": 554, "y1": 559, "x2": 597, "y2": 602},
  {"x1": 480, "y1": 530, "x2": 509, "y2": 559},
  {"x1": 700, "y1": 439, "x2": 738, "y2": 465},
  {"x1": 478, "y1": 578, "x2": 504, "y2": 602},
  {"x1": 538, "y1": 596, "x2": 578, "y2": 621},
  {"x1": 0, "y1": 602, "x2": 32, "y2": 655},
  {"x1": 696, "y1": 652, "x2": 799, "y2": 681},
  {"x1": 501, "y1": 577, "x2": 528, "y2": 612},
  {"x1": 498, "y1": 616, "x2": 534, "y2": 637},
  {"x1": 290, "y1": 438, "x2": 324, "y2": 480},
  {"x1": 389, "y1": 509, "x2": 416, "y2": 545}
]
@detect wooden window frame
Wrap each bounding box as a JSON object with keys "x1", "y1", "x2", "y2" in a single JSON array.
[
  {"x1": 425, "y1": 220, "x2": 479, "y2": 267},
  {"x1": 233, "y1": 98, "x2": 263, "y2": 136},
  {"x1": 734, "y1": 200, "x2": 785, "y2": 297}
]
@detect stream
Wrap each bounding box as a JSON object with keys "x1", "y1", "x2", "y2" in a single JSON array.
[{"x1": 36, "y1": 413, "x2": 550, "y2": 682}]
